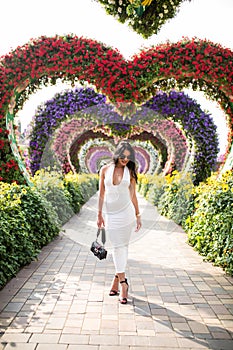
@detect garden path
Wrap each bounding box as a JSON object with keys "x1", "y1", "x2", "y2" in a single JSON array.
[{"x1": 0, "y1": 193, "x2": 233, "y2": 350}]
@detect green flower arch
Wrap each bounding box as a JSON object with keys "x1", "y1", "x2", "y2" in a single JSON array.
[{"x1": 0, "y1": 35, "x2": 232, "y2": 183}]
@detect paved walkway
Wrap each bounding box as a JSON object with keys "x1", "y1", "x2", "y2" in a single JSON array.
[{"x1": 0, "y1": 193, "x2": 233, "y2": 350}]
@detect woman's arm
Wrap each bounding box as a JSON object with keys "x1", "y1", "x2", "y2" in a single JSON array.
[
  {"x1": 97, "y1": 166, "x2": 106, "y2": 228},
  {"x1": 129, "y1": 177, "x2": 142, "y2": 232}
]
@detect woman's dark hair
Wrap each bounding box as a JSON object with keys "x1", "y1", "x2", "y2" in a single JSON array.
[{"x1": 112, "y1": 141, "x2": 138, "y2": 183}]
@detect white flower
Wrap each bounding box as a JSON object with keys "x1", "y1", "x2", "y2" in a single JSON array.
[
  {"x1": 159, "y1": 13, "x2": 163, "y2": 18},
  {"x1": 118, "y1": 7, "x2": 122, "y2": 13},
  {"x1": 119, "y1": 0, "x2": 122, "y2": 5}
]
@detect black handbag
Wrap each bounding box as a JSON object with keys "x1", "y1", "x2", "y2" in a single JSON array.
[{"x1": 90, "y1": 227, "x2": 107, "y2": 260}]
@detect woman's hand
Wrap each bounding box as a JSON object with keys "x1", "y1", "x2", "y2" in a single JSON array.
[
  {"x1": 135, "y1": 216, "x2": 142, "y2": 232},
  {"x1": 97, "y1": 213, "x2": 105, "y2": 228}
]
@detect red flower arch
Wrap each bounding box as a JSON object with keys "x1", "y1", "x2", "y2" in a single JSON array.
[{"x1": 0, "y1": 35, "x2": 232, "y2": 183}]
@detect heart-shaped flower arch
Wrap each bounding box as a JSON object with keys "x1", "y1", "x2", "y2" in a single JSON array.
[
  {"x1": 0, "y1": 35, "x2": 232, "y2": 184},
  {"x1": 67, "y1": 128, "x2": 167, "y2": 175},
  {"x1": 77, "y1": 139, "x2": 158, "y2": 174},
  {"x1": 28, "y1": 87, "x2": 218, "y2": 183},
  {"x1": 50, "y1": 113, "x2": 189, "y2": 175}
]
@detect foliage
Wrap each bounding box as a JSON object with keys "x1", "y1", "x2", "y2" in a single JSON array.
[
  {"x1": 64, "y1": 172, "x2": 99, "y2": 212},
  {"x1": 183, "y1": 170, "x2": 233, "y2": 275},
  {"x1": 0, "y1": 182, "x2": 60, "y2": 288},
  {"x1": 138, "y1": 171, "x2": 194, "y2": 224},
  {"x1": 156, "y1": 171, "x2": 194, "y2": 225},
  {"x1": 96, "y1": 0, "x2": 191, "y2": 38},
  {"x1": 142, "y1": 173, "x2": 167, "y2": 206},
  {"x1": 31, "y1": 169, "x2": 74, "y2": 225},
  {"x1": 138, "y1": 170, "x2": 233, "y2": 275},
  {"x1": 0, "y1": 172, "x2": 98, "y2": 288},
  {"x1": 31, "y1": 169, "x2": 99, "y2": 223}
]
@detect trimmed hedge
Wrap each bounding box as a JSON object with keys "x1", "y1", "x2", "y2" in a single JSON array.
[
  {"x1": 0, "y1": 173, "x2": 98, "y2": 289},
  {"x1": 138, "y1": 171, "x2": 233, "y2": 276}
]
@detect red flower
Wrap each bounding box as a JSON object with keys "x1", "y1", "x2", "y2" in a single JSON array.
[{"x1": 0, "y1": 139, "x2": 4, "y2": 149}]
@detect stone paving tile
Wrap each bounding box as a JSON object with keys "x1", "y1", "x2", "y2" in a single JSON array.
[
  {"x1": 100, "y1": 347, "x2": 129, "y2": 350},
  {"x1": 0, "y1": 194, "x2": 233, "y2": 350},
  {"x1": 177, "y1": 337, "x2": 210, "y2": 349},
  {"x1": 3, "y1": 345, "x2": 37, "y2": 350},
  {"x1": 29, "y1": 333, "x2": 61, "y2": 344},
  {"x1": 37, "y1": 345, "x2": 68, "y2": 350},
  {"x1": 0, "y1": 333, "x2": 31, "y2": 343}
]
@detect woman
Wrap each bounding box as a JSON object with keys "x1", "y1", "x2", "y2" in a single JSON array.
[{"x1": 97, "y1": 141, "x2": 142, "y2": 304}]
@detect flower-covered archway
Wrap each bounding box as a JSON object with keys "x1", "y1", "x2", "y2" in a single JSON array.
[
  {"x1": 76, "y1": 138, "x2": 159, "y2": 174},
  {"x1": 1, "y1": 35, "x2": 232, "y2": 184},
  {"x1": 69, "y1": 131, "x2": 165, "y2": 174},
  {"x1": 50, "y1": 111, "x2": 189, "y2": 175},
  {"x1": 28, "y1": 87, "x2": 218, "y2": 183}
]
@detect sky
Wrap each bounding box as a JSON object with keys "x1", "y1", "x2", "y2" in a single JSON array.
[{"x1": 1, "y1": 0, "x2": 233, "y2": 155}]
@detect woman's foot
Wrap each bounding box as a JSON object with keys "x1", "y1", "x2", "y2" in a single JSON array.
[
  {"x1": 109, "y1": 275, "x2": 119, "y2": 296},
  {"x1": 119, "y1": 278, "x2": 128, "y2": 304}
]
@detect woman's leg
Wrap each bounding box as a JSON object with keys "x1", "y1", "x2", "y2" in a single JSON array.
[
  {"x1": 109, "y1": 274, "x2": 119, "y2": 296},
  {"x1": 117, "y1": 272, "x2": 128, "y2": 303},
  {"x1": 107, "y1": 221, "x2": 133, "y2": 301},
  {"x1": 112, "y1": 244, "x2": 129, "y2": 274}
]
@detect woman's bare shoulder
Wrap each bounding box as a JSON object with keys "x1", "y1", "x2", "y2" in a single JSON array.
[{"x1": 100, "y1": 163, "x2": 113, "y2": 175}]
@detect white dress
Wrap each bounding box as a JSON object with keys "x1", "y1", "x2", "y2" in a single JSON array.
[{"x1": 104, "y1": 163, "x2": 135, "y2": 273}]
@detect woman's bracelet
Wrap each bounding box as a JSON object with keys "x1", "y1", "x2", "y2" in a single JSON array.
[{"x1": 136, "y1": 213, "x2": 141, "y2": 217}]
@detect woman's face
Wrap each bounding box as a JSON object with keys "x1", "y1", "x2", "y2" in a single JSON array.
[{"x1": 118, "y1": 149, "x2": 131, "y2": 167}]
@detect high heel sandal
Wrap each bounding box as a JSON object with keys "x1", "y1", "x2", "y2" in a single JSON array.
[
  {"x1": 109, "y1": 275, "x2": 119, "y2": 296},
  {"x1": 119, "y1": 278, "x2": 128, "y2": 304}
]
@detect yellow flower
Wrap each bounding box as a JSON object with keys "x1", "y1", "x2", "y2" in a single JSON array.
[{"x1": 222, "y1": 184, "x2": 229, "y2": 192}]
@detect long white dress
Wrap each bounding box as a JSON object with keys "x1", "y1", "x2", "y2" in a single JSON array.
[{"x1": 104, "y1": 163, "x2": 135, "y2": 273}]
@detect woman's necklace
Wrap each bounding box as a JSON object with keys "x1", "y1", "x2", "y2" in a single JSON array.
[
  {"x1": 114, "y1": 166, "x2": 124, "y2": 183},
  {"x1": 115, "y1": 166, "x2": 123, "y2": 174}
]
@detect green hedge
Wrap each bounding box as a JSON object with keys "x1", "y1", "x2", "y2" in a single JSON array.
[
  {"x1": 0, "y1": 173, "x2": 98, "y2": 289},
  {"x1": 183, "y1": 172, "x2": 233, "y2": 275},
  {"x1": 138, "y1": 171, "x2": 233, "y2": 276},
  {"x1": 0, "y1": 185, "x2": 60, "y2": 288}
]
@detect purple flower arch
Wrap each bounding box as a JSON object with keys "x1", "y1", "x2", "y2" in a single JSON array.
[
  {"x1": 51, "y1": 111, "x2": 188, "y2": 175},
  {"x1": 71, "y1": 139, "x2": 158, "y2": 174},
  {"x1": 28, "y1": 87, "x2": 218, "y2": 183},
  {"x1": 70, "y1": 130, "x2": 166, "y2": 174},
  {"x1": 87, "y1": 148, "x2": 112, "y2": 173}
]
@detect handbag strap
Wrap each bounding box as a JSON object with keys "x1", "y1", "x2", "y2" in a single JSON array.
[{"x1": 97, "y1": 228, "x2": 106, "y2": 245}]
